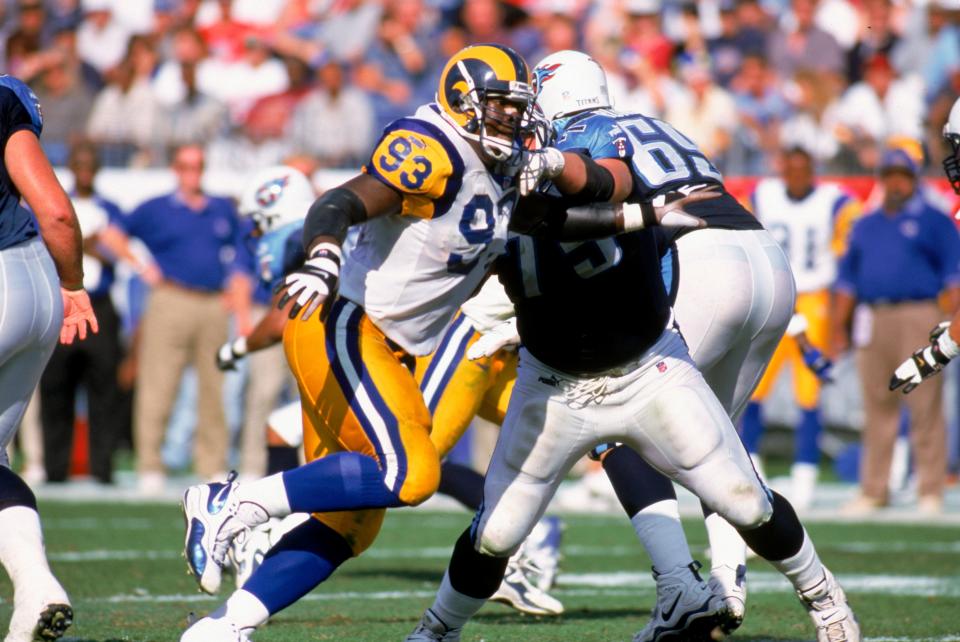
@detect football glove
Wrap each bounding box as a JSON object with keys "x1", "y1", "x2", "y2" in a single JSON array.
[
  {"x1": 276, "y1": 242, "x2": 341, "y2": 321},
  {"x1": 800, "y1": 345, "x2": 834, "y2": 382},
  {"x1": 216, "y1": 337, "x2": 248, "y2": 371},
  {"x1": 889, "y1": 322, "x2": 957, "y2": 394},
  {"x1": 466, "y1": 318, "x2": 520, "y2": 360},
  {"x1": 60, "y1": 287, "x2": 99, "y2": 344},
  {"x1": 518, "y1": 147, "x2": 565, "y2": 196}
]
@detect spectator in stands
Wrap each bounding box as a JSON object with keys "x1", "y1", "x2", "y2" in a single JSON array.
[
  {"x1": 269, "y1": 0, "x2": 382, "y2": 66},
  {"x1": 895, "y1": 0, "x2": 959, "y2": 106},
  {"x1": 779, "y1": 68, "x2": 843, "y2": 168},
  {"x1": 831, "y1": 54, "x2": 925, "y2": 172},
  {"x1": 833, "y1": 145, "x2": 960, "y2": 516},
  {"x1": 666, "y1": 54, "x2": 739, "y2": 171},
  {"x1": 5, "y1": 0, "x2": 50, "y2": 81},
  {"x1": 288, "y1": 59, "x2": 375, "y2": 168},
  {"x1": 152, "y1": 26, "x2": 214, "y2": 107},
  {"x1": 115, "y1": 143, "x2": 252, "y2": 495},
  {"x1": 38, "y1": 142, "x2": 156, "y2": 485},
  {"x1": 460, "y1": 0, "x2": 512, "y2": 47},
  {"x1": 526, "y1": 8, "x2": 579, "y2": 64},
  {"x1": 86, "y1": 34, "x2": 162, "y2": 167},
  {"x1": 76, "y1": 0, "x2": 130, "y2": 78},
  {"x1": 730, "y1": 53, "x2": 792, "y2": 174},
  {"x1": 32, "y1": 53, "x2": 95, "y2": 165},
  {"x1": 202, "y1": 33, "x2": 289, "y2": 124},
  {"x1": 155, "y1": 59, "x2": 228, "y2": 152},
  {"x1": 620, "y1": 0, "x2": 673, "y2": 77},
  {"x1": 768, "y1": 0, "x2": 845, "y2": 78},
  {"x1": 243, "y1": 56, "x2": 313, "y2": 144},
  {"x1": 355, "y1": 0, "x2": 440, "y2": 130},
  {"x1": 199, "y1": 0, "x2": 257, "y2": 63},
  {"x1": 707, "y1": 0, "x2": 764, "y2": 88},
  {"x1": 846, "y1": 0, "x2": 899, "y2": 85}
]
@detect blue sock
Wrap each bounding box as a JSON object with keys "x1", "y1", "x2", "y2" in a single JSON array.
[
  {"x1": 795, "y1": 408, "x2": 822, "y2": 465},
  {"x1": 438, "y1": 461, "x2": 484, "y2": 510},
  {"x1": 282, "y1": 452, "x2": 402, "y2": 513},
  {"x1": 740, "y1": 402, "x2": 764, "y2": 454},
  {"x1": 244, "y1": 518, "x2": 353, "y2": 615}
]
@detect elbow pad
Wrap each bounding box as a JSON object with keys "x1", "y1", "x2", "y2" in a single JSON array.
[{"x1": 302, "y1": 187, "x2": 368, "y2": 247}]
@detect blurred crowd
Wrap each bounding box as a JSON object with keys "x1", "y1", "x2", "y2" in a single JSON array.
[{"x1": 1, "y1": 0, "x2": 958, "y2": 175}]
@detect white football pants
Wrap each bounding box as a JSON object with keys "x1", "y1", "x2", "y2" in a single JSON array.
[
  {"x1": 474, "y1": 330, "x2": 773, "y2": 558},
  {"x1": 672, "y1": 228, "x2": 796, "y2": 422},
  {"x1": 0, "y1": 237, "x2": 62, "y2": 467}
]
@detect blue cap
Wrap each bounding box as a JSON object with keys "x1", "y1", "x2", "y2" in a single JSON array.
[{"x1": 879, "y1": 148, "x2": 918, "y2": 176}]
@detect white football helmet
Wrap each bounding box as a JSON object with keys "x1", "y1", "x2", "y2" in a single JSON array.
[
  {"x1": 533, "y1": 50, "x2": 612, "y2": 121},
  {"x1": 943, "y1": 97, "x2": 960, "y2": 195},
  {"x1": 239, "y1": 165, "x2": 315, "y2": 234}
]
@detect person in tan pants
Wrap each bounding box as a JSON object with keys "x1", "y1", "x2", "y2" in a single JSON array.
[
  {"x1": 833, "y1": 145, "x2": 960, "y2": 515},
  {"x1": 112, "y1": 144, "x2": 252, "y2": 494}
]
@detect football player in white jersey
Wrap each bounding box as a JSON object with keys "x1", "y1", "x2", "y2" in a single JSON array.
[
  {"x1": 178, "y1": 44, "x2": 545, "y2": 640},
  {"x1": 743, "y1": 145, "x2": 861, "y2": 509},
  {"x1": 415, "y1": 50, "x2": 854, "y2": 642},
  {"x1": 890, "y1": 96, "x2": 960, "y2": 391}
]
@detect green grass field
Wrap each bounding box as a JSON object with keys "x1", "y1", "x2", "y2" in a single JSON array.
[{"x1": 7, "y1": 501, "x2": 960, "y2": 641}]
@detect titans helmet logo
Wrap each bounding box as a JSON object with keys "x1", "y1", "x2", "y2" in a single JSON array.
[
  {"x1": 532, "y1": 63, "x2": 561, "y2": 95},
  {"x1": 255, "y1": 176, "x2": 290, "y2": 208}
]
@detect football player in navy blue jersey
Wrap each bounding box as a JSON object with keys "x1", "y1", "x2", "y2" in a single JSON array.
[
  {"x1": 407, "y1": 53, "x2": 859, "y2": 642},
  {"x1": 0, "y1": 75, "x2": 98, "y2": 642}
]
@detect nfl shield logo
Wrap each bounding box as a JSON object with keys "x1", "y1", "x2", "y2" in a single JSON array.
[{"x1": 656, "y1": 361, "x2": 667, "y2": 373}]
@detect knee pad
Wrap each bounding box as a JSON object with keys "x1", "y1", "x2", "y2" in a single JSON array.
[
  {"x1": 0, "y1": 466, "x2": 37, "y2": 512},
  {"x1": 474, "y1": 513, "x2": 525, "y2": 558},
  {"x1": 727, "y1": 485, "x2": 773, "y2": 529}
]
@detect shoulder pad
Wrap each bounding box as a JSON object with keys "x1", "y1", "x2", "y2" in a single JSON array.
[
  {"x1": 0, "y1": 75, "x2": 43, "y2": 134},
  {"x1": 366, "y1": 119, "x2": 456, "y2": 200}
]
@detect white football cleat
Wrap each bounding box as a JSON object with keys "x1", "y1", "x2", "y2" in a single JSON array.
[
  {"x1": 708, "y1": 564, "x2": 746, "y2": 635},
  {"x1": 183, "y1": 472, "x2": 266, "y2": 594},
  {"x1": 405, "y1": 608, "x2": 462, "y2": 641},
  {"x1": 180, "y1": 616, "x2": 252, "y2": 642},
  {"x1": 519, "y1": 516, "x2": 564, "y2": 591},
  {"x1": 633, "y1": 561, "x2": 726, "y2": 642},
  {"x1": 228, "y1": 514, "x2": 310, "y2": 589},
  {"x1": 5, "y1": 582, "x2": 72, "y2": 642},
  {"x1": 798, "y1": 568, "x2": 861, "y2": 642},
  {"x1": 491, "y1": 558, "x2": 564, "y2": 616}
]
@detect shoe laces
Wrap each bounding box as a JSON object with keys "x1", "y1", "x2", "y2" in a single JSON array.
[{"x1": 563, "y1": 376, "x2": 609, "y2": 409}]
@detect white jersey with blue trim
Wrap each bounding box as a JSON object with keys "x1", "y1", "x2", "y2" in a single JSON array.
[
  {"x1": 752, "y1": 178, "x2": 851, "y2": 293},
  {"x1": 339, "y1": 104, "x2": 516, "y2": 356}
]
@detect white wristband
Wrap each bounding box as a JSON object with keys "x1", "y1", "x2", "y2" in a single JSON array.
[
  {"x1": 232, "y1": 336, "x2": 248, "y2": 358},
  {"x1": 619, "y1": 202, "x2": 656, "y2": 231},
  {"x1": 937, "y1": 327, "x2": 960, "y2": 359}
]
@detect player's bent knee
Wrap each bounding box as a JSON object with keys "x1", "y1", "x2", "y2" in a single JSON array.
[
  {"x1": 0, "y1": 466, "x2": 37, "y2": 512},
  {"x1": 396, "y1": 438, "x2": 441, "y2": 507},
  {"x1": 722, "y1": 487, "x2": 773, "y2": 529},
  {"x1": 476, "y1": 529, "x2": 523, "y2": 558}
]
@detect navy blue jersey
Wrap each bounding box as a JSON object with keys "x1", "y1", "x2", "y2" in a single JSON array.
[
  {"x1": 497, "y1": 231, "x2": 670, "y2": 376},
  {"x1": 0, "y1": 76, "x2": 42, "y2": 251},
  {"x1": 553, "y1": 108, "x2": 761, "y2": 243}
]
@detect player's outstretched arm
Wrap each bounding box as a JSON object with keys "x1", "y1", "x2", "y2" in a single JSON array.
[
  {"x1": 217, "y1": 290, "x2": 292, "y2": 370},
  {"x1": 276, "y1": 174, "x2": 401, "y2": 321},
  {"x1": 6, "y1": 129, "x2": 98, "y2": 343}
]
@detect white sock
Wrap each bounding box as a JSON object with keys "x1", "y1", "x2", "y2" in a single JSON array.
[
  {"x1": 429, "y1": 571, "x2": 488, "y2": 630},
  {"x1": 630, "y1": 499, "x2": 694, "y2": 574},
  {"x1": 210, "y1": 589, "x2": 271, "y2": 630},
  {"x1": 0, "y1": 506, "x2": 61, "y2": 594},
  {"x1": 704, "y1": 512, "x2": 746, "y2": 572},
  {"x1": 236, "y1": 473, "x2": 292, "y2": 519},
  {"x1": 769, "y1": 530, "x2": 825, "y2": 593}
]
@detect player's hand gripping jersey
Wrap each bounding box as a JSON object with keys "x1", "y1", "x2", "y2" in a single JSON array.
[
  {"x1": 342, "y1": 104, "x2": 518, "y2": 356},
  {"x1": 548, "y1": 108, "x2": 762, "y2": 244}
]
